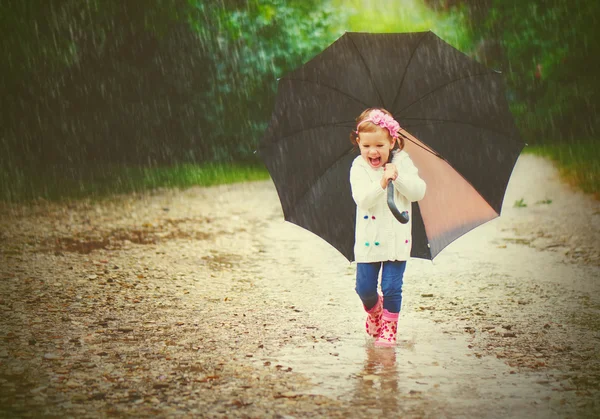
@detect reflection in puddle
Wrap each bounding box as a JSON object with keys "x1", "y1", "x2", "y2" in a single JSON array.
[{"x1": 350, "y1": 346, "x2": 400, "y2": 415}]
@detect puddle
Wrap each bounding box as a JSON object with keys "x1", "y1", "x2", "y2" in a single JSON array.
[
  {"x1": 254, "y1": 312, "x2": 568, "y2": 417},
  {"x1": 247, "y1": 216, "x2": 593, "y2": 418}
]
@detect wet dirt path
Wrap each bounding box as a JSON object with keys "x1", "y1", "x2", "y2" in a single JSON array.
[{"x1": 1, "y1": 154, "x2": 599, "y2": 418}]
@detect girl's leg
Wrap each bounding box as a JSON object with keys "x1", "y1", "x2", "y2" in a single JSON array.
[
  {"x1": 380, "y1": 260, "x2": 407, "y2": 314},
  {"x1": 376, "y1": 261, "x2": 406, "y2": 347},
  {"x1": 356, "y1": 262, "x2": 383, "y2": 337},
  {"x1": 355, "y1": 262, "x2": 381, "y2": 310}
]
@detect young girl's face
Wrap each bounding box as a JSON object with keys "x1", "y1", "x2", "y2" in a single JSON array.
[{"x1": 357, "y1": 128, "x2": 395, "y2": 169}]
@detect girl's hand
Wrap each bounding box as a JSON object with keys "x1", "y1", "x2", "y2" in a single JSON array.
[{"x1": 381, "y1": 163, "x2": 398, "y2": 189}]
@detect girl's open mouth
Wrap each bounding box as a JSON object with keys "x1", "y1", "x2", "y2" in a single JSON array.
[{"x1": 369, "y1": 157, "x2": 382, "y2": 167}]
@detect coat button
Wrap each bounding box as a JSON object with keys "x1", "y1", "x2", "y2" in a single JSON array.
[
  {"x1": 371, "y1": 216, "x2": 376, "y2": 220},
  {"x1": 365, "y1": 242, "x2": 370, "y2": 246},
  {"x1": 374, "y1": 242, "x2": 380, "y2": 246},
  {"x1": 363, "y1": 215, "x2": 368, "y2": 219}
]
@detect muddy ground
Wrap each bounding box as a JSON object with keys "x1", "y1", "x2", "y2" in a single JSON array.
[{"x1": 0, "y1": 154, "x2": 599, "y2": 418}]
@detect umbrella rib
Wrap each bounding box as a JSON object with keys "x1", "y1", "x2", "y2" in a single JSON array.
[
  {"x1": 396, "y1": 71, "x2": 496, "y2": 116},
  {"x1": 390, "y1": 31, "x2": 430, "y2": 112},
  {"x1": 398, "y1": 131, "x2": 444, "y2": 159},
  {"x1": 346, "y1": 33, "x2": 385, "y2": 106},
  {"x1": 281, "y1": 77, "x2": 371, "y2": 109}
]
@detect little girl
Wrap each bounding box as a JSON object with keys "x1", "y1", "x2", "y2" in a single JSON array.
[{"x1": 349, "y1": 108, "x2": 426, "y2": 347}]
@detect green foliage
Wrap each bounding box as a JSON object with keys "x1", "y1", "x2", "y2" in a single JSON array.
[
  {"x1": 0, "y1": 162, "x2": 269, "y2": 203},
  {"x1": 189, "y1": 0, "x2": 341, "y2": 161},
  {"x1": 0, "y1": 0, "x2": 194, "y2": 168},
  {"x1": 0, "y1": 0, "x2": 341, "y2": 170},
  {"x1": 513, "y1": 198, "x2": 527, "y2": 208},
  {"x1": 472, "y1": 0, "x2": 600, "y2": 143},
  {"x1": 332, "y1": 0, "x2": 473, "y2": 51}
]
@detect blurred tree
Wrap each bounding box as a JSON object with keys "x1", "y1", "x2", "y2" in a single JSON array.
[
  {"x1": 465, "y1": 0, "x2": 600, "y2": 143},
  {"x1": 422, "y1": 0, "x2": 492, "y2": 22},
  {"x1": 331, "y1": 0, "x2": 474, "y2": 66},
  {"x1": 0, "y1": 0, "x2": 341, "y2": 170},
  {"x1": 189, "y1": 0, "x2": 340, "y2": 161},
  {"x1": 1, "y1": 0, "x2": 192, "y2": 167}
]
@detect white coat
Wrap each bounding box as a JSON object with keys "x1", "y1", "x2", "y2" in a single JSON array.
[{"x1": 349, "y1": 150, "x2": 426, "y2": 263}]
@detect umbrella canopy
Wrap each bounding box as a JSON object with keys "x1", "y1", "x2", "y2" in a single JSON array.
[{"x1": 259, "y1": 31, "x2": 524, "y2": 261}]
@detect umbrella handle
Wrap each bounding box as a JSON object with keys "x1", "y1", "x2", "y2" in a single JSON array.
[{"x1": 387, "y1": 180, "x2": 409, "y2": 224}]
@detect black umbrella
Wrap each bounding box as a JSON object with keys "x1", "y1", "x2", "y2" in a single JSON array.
[{"x1": 259, "y1": 31, "x2": 524, "y2": 262}]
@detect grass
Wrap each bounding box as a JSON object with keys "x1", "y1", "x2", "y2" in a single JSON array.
[
  {"x1": 0, "y1": 162, "x2": 270, "y2": 203},
  {"x1": 523, "y1": 141, "x2": 600, "y2": 199},
  {"x1": 513, "y1": 198, "x2": 527, "y2": 208}
]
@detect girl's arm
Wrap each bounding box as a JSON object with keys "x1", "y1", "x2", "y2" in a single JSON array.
[
  {"x1": 350, "y1": 164, "x2": 385, "y2": 210},
  {"x1": 391, "y1": 154, "x2": 426, "y2": 202}
]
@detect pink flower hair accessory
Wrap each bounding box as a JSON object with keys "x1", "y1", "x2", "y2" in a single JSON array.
[{"x1": 356, "y1": 109, "x2": 401, "y2": 139}]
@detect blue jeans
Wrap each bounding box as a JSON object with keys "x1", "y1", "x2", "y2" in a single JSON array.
[{"x1": 355, "y1": 261, "x2": 407, "y2": 313}]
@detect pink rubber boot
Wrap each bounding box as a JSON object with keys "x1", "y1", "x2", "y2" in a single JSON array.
[
  {"x1": 364, "y1": 295, "x2": 383, "y2": 337},
  {"x1": 374, "y1": 310, "x2": 398, "y2": 347}
]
